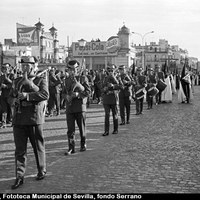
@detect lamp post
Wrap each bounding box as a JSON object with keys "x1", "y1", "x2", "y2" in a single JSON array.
[
  {"x1": 132, "y1": 31, "x2": 154, "y2": 70},
  {"x1": 78, "y1": 38, "x2": 87, "y2": 71}
]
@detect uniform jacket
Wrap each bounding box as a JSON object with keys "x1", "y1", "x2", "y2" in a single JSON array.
[
  {"x1": 10, "y1": 76, "x2": 49, "y2": 125},
  {"x1": 157, "y1": 71, "x2": 165, "y2": 81},
  {"x1": 64, "y1": 75, "x2": 90, "y2": 113},
  {"x1": 118, "y1": 74, "x2": 132, "y2": 98},
  {"x1": 101, "y1": 74, "x2": 119, "y2": 105},
  {"x1": 147, "y1": 74, "x2": 157, "y2": 84}
]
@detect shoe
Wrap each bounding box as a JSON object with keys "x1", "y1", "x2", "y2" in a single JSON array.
[
  {"x1": 0, "y1": 124, "x2": 6, "y2": 128},
  {"x1": 112, "y1": 130, "x2": 118, "y2": 134},
  {"x1": 135, "y1": 113, "x2": 140, "y2": 115},
  {"x1": 80, "y1": 146, "x2": 87, "y2": 152},
  {"x1": 120, "y1": 122, "x2": 125, "y2": 125},
  {"x1": 126, "y1": 121, "x2": 130, "y2": 124},
  {"x1": 147, "y1": 107, "x2": 150, "y2": 110},
  {"x1": 11, "y1": 177, "x2": 24, "y2": 189},
  {"x1": 36, "y1": 172, "x2": 46, "y2": 180},
  {"x1": 64, "y1": 149, "x2": 75, "y2": 155},
  {"x1": 102, "y1": 132, "x2": 109, "y2": 136}
]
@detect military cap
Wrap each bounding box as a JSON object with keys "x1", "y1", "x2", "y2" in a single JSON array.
[
  {"x1": 136, "y1": 67, "x2": 143, "y2": 71},
  {"x1": 118, "y1": 65, "x2": 126, "y2": 70},
  {"x1": 107, "y1": 64, "x2": 116, "y2": 71},
  {"x1": 1, "y1": 63, "x2": 11, "y2": 68},
  {"x1": 20, "y1": 56, "x2": 36, "y2": 64},
  {"x1": 148, "y1": 67, "x2": 153, "y2": 71},
  {"x1": 67, "y1": 60, "x2": 80, "y2": 70}
]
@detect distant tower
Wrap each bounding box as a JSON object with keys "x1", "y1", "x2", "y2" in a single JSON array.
[
  {"x1": 117, "y1": 24, "x2": 130, "y2": 53},
  {"x1": 49, "y1": 23, "x2": 59, "y2": 62},
  {"x1": 115, "y1": 24, "x2": 133, "y2": 67}
]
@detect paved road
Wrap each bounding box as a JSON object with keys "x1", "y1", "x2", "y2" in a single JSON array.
[{"x1": 1, "y1": 86, "x2": 200, "y2": 194}]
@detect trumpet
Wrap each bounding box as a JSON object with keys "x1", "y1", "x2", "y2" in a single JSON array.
[{"x1": 66, "y1": 75, "x2": 85, "y2": 106}]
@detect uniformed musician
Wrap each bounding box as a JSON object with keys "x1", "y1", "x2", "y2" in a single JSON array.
[
  {"x1": 101, "y1": 65, "x2": 119, "y2": 136},
  {"x1": 133, "y1": 67, "x2": 147, "y2": 115},
  {"x1": 64, "y1": 60, "x2": 90, "y2": 155},
  {"x1": 117, "y1": 65, "x2": 132, "y2": 125},
  {"x1": 10, "y1": 56, "x2": 49, "y2": 189},
  {"x1": 155, "y1": 66, "x2": 165, "y2": 104},
  {"x1": 146, "y1": 67, "x2": 157, "y2": 109}
]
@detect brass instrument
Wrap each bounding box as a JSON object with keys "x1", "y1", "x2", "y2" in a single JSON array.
[
  {"x1": 66, "y1": 75, "x2": 85, "y2": 105},
  {"x1": 14, "y1": 68, "x2": 50, "y2": 113}
]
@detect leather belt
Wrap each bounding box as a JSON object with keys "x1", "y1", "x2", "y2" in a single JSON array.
[{"x1": 21, "y1": 101, "x2": 34, "y2": 107}]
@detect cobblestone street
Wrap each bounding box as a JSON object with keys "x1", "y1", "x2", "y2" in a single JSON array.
[{"x1": 1, "y1": 86, "x2": 200, "y2": 194}]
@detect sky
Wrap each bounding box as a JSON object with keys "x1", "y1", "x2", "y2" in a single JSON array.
[{"x1": 0, "y1": 0, "x2": 200, "y2": 59}]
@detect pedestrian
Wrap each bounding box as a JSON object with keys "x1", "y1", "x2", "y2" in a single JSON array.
[
  {"x1": 101, "y1": 65, "x2": 119, "y2": 136},
  {"x1": 64, "y1": 60, "x2": 90, "y2": 155},
  {"x1": 0, "y1": 63, "x2": 14, "y2": 128},
  {"x1": 9, "y1": 56, "x2": 49, "y2": 189},
  {"x1": 117, "y1": 65, "x2": 132, "y2": 125},
  {"x1": 47, "y1": 68, "x2": 62, "y2": 116},
  {"x1": 133, "y1": 67, "x2": 147, "y2": 115}
]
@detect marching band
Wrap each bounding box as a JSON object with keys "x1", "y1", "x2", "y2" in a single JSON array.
[{"x1": 0, "y1": 57, "x2": 195, "y2": 189}]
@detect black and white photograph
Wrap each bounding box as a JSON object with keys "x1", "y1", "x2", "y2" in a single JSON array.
[{"x1": 0, "y1": 0, "x2": 200, "y2": 197}]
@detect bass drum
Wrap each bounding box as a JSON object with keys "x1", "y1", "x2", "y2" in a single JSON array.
[
  {"x1": 146, "y1": 83, "x2": 159, "y2": 96},
  {"x1": 135, "y1": 85, "x2": 145, "y2": 99},
  {"x1": 156, "y1": 80, "x2": 167, "y2": 92}
]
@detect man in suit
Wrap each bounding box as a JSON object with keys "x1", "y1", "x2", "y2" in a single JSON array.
[
  {"x1": 64, "y1": 60, "x2": 90, "y2": 155},
  {"x1": 10, "y1": 56, "x2": 49, "y2": 189},
  {"x1": 101, "y1": 65, "x2": 119, "y2": 136},
  {"x1": 117, "y1": 65, "x2": 132, "y2": 125}
]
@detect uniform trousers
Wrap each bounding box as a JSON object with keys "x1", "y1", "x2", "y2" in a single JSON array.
[
  {"x1": 146, "y1": 94, "x2": 153, "y2": 108},
  {"x1": 48, "y1": 92, "x2": 60, "y2": 115},
  {"x1": 119, "y1": 96, "x2": 131, "y2": 123},
  {"x1": 66, "y1": 112, "x2": 86, "y2": 151},
  {"x1": 103, "y1": 104, "x2": 118, "y2": 133},
  {"x1": 135, "y1": 97, "x2": 144, "y2": 114},
  {"x1": 13, "y1": 124, "x2": 46, "y2": 178}
]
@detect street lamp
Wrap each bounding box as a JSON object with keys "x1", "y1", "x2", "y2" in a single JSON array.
[
  {"x1": 132, "y1": 31, "x2": 154, "y2": 70},
  {"x1": 78, "y1": 38, "x2": 87, "y2": 72}
]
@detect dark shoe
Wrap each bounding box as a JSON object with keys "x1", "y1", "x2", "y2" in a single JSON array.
[
  {"x1": 64, "y1": 149, "x2": 75, "y2": 155},
  {"x1": 36, "y1": 171, "x2": 46, "y2": 180},
  {"x1": 135, "y1": 112, "x2": 140, "y2": 115},
  {"x1": 126, "y1": 121, "x2": 130, "y2": 124},
  {"x1": 147, "y1": 107, "x2": 150, "y2": 110},
  {"x1": 11, "y1": 177, "x2": 24, "y2": 189},
  {"x1": 120, "y1": 122, "x2": 125, "y2": 125},
  {"x1": 80, "y1": 146, "x2": 86, "y2": 152},
  {"x1": 112, "y1": 130, "x2": 118, "y2": 134},
  {"x1": 0, "y1": 123, "x2": 6, "y2": 128},
  {"x1": 102, "y1": 132, "x2": 109, "y2": 136}
]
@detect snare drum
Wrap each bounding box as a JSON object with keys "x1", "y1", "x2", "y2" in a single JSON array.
[
  {"x1": 135, "y1": 85, "x2": 145, "y2": 99},
  {"x1": 156, "y1": 80, "x2": 167, "y2": 92},
  {"x1": 146, "y1": 83, "x2": 159, "y2": 96}
]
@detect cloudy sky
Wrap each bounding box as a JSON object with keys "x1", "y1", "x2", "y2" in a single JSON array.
[{"x1": 0, "y1": 0, "x2": 200, "y2": 59}]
